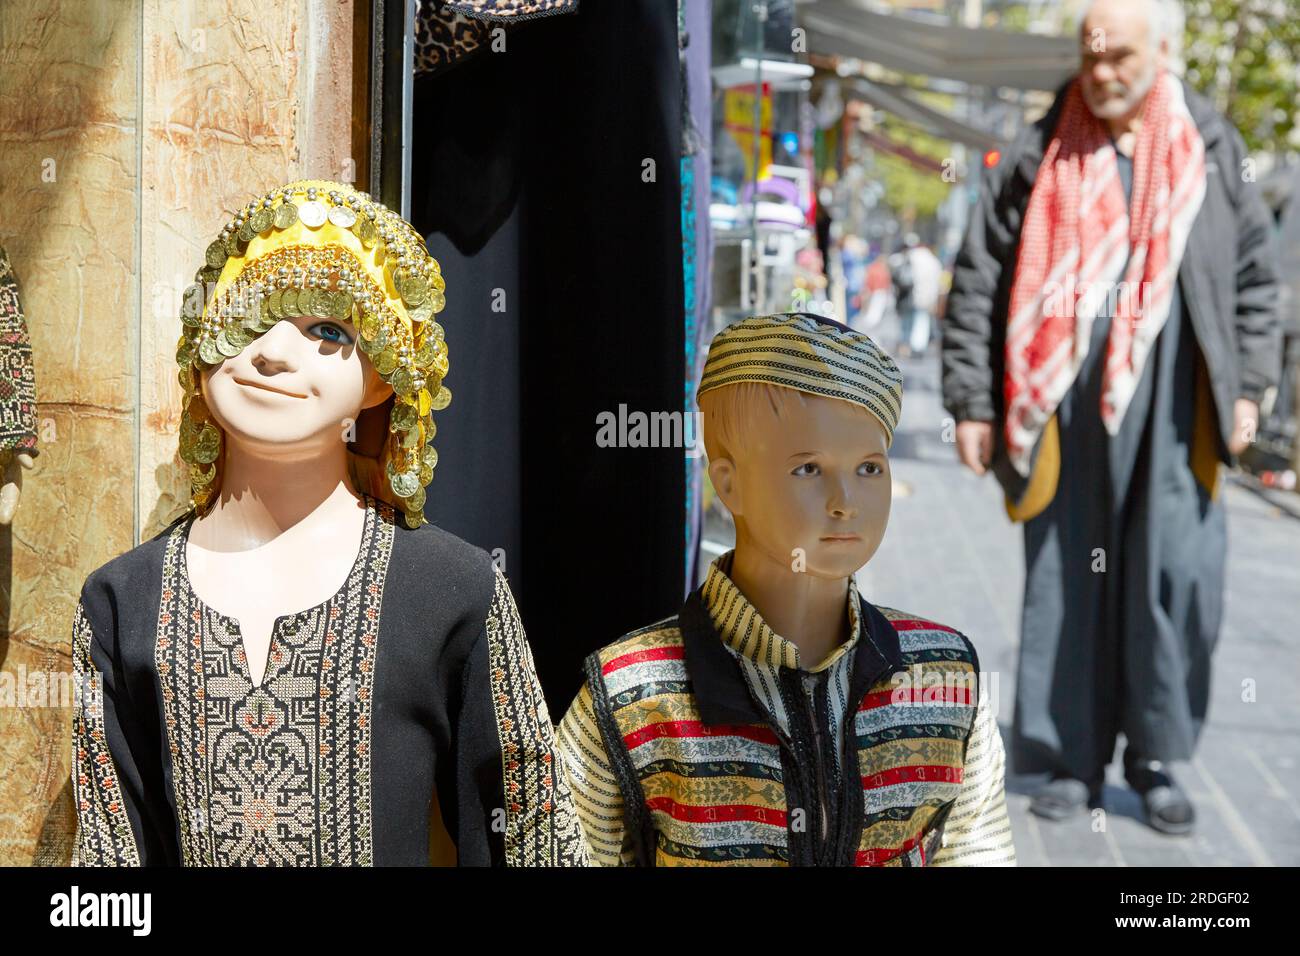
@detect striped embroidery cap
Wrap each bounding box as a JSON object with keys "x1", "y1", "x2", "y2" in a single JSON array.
[{"x1": 697, "y1": 312, "x2": 904, "y2": 446}]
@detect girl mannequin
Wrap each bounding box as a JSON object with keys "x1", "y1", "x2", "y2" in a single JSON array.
[{"x1": 71, "y1": 180, "x2": 585, "y2": 867}]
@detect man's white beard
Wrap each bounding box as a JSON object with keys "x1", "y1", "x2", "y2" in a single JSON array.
[{"x1": 1084, "y1": 60, "x2": 1158, "y2": 120}]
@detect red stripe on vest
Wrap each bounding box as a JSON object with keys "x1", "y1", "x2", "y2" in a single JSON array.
[
  {"x1": 645, "y1": 797, "x2": 788, "y2": 826},
  {"x1": 602, "y1": 645, "x2": 685, "y2": 675},
  {"x1": 861, "y1": 764, "x2": 964, "y2": 789}
]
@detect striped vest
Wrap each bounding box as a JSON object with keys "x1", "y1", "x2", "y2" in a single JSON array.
[{"x1": 581, "y1": 589, "x2": 981, "y2": 866}]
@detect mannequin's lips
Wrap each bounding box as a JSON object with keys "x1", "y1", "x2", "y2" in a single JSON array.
[
  {"x1": 820, "y1": 533, "x2": 861, "y2": 542},
  {"x1": 234, "y1": 377, "x2": 307, "y2": 399}
]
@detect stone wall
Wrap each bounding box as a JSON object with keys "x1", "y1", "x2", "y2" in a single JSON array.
[{"x1": 0, "y1": 0, "x2": 355, "y2": 865}]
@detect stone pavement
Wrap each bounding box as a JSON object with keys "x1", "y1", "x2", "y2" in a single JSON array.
[{"x1": 856, "y1": 352, "x2": 1300, "y2": 866}]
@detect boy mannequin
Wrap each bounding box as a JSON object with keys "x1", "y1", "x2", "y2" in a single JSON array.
[{"x1": 558, "y1": 312, "x2": 1015, "y2": 866}]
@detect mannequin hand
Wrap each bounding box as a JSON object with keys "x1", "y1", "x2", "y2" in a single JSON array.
[
  {"x1": 956, "y1": 421, "x2": 993, "y2": 476},
  {"x1": 1228, "y1": 398, "x2": 1258, "y2": 457},
  {"x1": 0, "y1": 452, "x2": 35, "y2": 526}
]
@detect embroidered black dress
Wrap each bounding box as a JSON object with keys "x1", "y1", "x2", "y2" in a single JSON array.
[{"x1": 71, "y1": 494, "x2": 586, "y2": 866}]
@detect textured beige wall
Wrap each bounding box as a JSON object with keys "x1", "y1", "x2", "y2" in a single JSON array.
[{"x1": 0, "y1": 0, "x2": 355, "y2": 866}]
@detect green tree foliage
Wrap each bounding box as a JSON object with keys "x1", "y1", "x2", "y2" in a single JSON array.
[{"x1": 1183, "y1": 0, "x2": 1300, "y2": 154}]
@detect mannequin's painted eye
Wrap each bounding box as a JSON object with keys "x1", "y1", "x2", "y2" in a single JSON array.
[
  {"x1": 859, "y1": 460, "x2": 883, "y2": 476},
  {"x1": 792, "y1": 462, "x2": 820, "y2": 477},
  {"x1": 309, "y1": 321, "x2": 354, "y2": 345}
]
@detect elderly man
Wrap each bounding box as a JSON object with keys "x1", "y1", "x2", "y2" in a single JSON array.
[{"x1": 942, "y1": 0, "x2": 1280, "y2": 835}]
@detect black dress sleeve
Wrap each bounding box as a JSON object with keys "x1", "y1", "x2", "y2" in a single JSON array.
[
  {"x1": 70, "y1": 584, "x2": 155, "y2": 865},
  {"x1": 449, "y1": 565, "x2": 589, "y2": 866}
]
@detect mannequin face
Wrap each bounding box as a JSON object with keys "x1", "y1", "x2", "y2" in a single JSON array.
[
  {"x1": 200, "y1": 314, "x2": 393, "y2": 455},
  {"x1": 709, "y1": 389, "x2": 891, "y2": 580}
]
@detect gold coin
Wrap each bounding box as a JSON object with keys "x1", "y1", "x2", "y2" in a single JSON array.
[
  {"x1": 403, "y1": 510, "x2": 422, "y2": 530},
  {"x1": 360, "y1": 312, "x2": 381, "y2": 341},
  {"x1": 224, "y1": 231, "x2": 243, "y2": 257},
  {"x1": 199, "y1": 337, "x2": 222, "y2": 365},
  {"x1": 391, "y1": 367, "x2": 416, "y2": 398},
  {"x1": 274, "y1": 202, "x2": 298, "y2": 229},
  {"x1": 310, "y1": 289, "x2": 333, "y2": 318},
  {"x1": 215, "y1": 329, "x2": 240, "y2": 358},
  {"x1": 190, "y1": 463, "x2": 216, "y2": 487},
  {"x1": 419, "y1": 461, "x2": 434, "y2": 485},
  {"x1": 373, "y1": 348, "x2": 398, "y2": 376},
  {"x1": 417, "y1": 387, "x2": 432, "y2": 417},
  {"x1": 282, "y1": 289, "x2": 302, "y2": 317},
  {"x1": 298, "y1": 200, "x2": 327, "y2": 228},
  {"x1": 332, "y1": 291, "x2": 354, "y2": 320},
  {"x1": 225, "y1": 325, "x2": 251, "y2": 349},
  {"x1": 197, "y1": 265, "x2": 221, "y2": 285},
  {"x1": 391, "y1": 402, "x2": 417, "y2": 431},
  {"x1": 390, "y1": 470, "x2": 419, "y2": 499},
  {"x1": 357, "y1": 333, "x2": 377, "y2": 356},
  {"x1": 268, "y1": 289, "x2": 284, "y2": 317},
  {"x1": 429, "y1": 272, "x2": 445, "y2": 293},
  {"x1": 177, "y1": 366, "x2": 192, "y2": 392},
  {"x1": 429, "y1": 323, "x2": 445, "y2": 344},
  {"x1": 408, "y1": 299, "x2": 433, "y2": 325},
  {"x1": 406, "y1": 484, "x2": 426, "y2": 512},
  {"x1": 193, "y1": 423, "x2": 221, "y2": 464},
  {"x1": 205, "y1": 240, "x2": 228, "y2": 270},
  {"x1": 237, "y1": 219, "x2": 257, "y2": 243},
  {"x1": 355, "y1": 217, "x2": 377, "y2": 248},
  {"x1": 399, "y1": 275, "x2": 428, "y2": 307},
  {"x1": 328, "y1": 205, "x2": 357, "y2": 228},
  {"x1": 428, "y1": 291, "x2": 446, "y2": 314},
  {"x1": 431, "y1": 385, "x2": 451, "y2": 410},
  {"x1": 251, "y1": 207, "x2": 273, "y2": 234},
  {"x1": 421, "y1": 445, "x2": 438, "y2": 470},
  {"x1": 370, "y1": 326, "x2": 390, "y2": 351},
  {"x1": 413, "y1": 341, "x2": 435, "y2": 369}
]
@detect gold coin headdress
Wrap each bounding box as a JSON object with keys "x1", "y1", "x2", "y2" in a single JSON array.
[{"x1": 176, "y1": 179, "x2": 450, "y2": 529}]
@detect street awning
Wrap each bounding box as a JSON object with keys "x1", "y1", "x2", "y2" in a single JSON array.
[
  {"x1": 848, "y1": 77, "x2": 1004, "y2": 151},
  {"x1": 799, "y1": 0, "x2": 1078, "y2": 92}
]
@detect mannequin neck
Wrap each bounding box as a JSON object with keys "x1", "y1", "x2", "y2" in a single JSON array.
[
  {"x1": 199, "y1": 437, "x2": 363, "y2": 547},
  {"x1": 727, "y1": 535, "x2": 853, "y2": 669}
]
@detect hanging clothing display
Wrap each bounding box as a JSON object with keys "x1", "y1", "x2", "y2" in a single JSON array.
[{"x1": 0, "y1": 246, "x2": 39, "y2": 461}]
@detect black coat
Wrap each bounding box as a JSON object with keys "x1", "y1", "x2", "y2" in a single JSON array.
[{"x1": 941, "y1": 78, "x2": 1282, "y2": 501}]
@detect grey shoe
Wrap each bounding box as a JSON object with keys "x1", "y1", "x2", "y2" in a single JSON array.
[
  {"x1": 1029, "y1": 775, "x2": 1095, "y2": 821},
  {"x1": 1125, "y1": 759, "x2": 1195, "y2": 836}
]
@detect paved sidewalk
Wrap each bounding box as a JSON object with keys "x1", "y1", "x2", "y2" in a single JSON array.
[{"x1": 856, "y1": 353, "x2": 1300, "y2": 866}]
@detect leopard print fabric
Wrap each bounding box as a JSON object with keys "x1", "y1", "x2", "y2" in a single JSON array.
[{"x1": 414, "y1": 0, "x2": 578, "y2": 79}]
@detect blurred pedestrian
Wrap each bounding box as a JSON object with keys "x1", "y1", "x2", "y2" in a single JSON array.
[
  {"x1": 906, "y1": 237, "x2": 943, "y2": 355},
  {"x1": 942, "y1": 0, "x2": 1280, "y2": 834}
]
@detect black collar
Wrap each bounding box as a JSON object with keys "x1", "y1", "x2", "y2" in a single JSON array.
[{"x1": 678, "y1": 586, "x2": 904, "y2": 727}]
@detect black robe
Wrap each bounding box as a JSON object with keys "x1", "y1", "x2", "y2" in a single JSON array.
[{"x1": 1012, "y1": 151, "x2": 1225, "y2": 781}]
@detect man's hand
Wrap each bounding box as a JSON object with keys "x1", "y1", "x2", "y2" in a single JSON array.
[
  {"x1": 956, "y1": 421, "x2": 994, "y2": 475},
  {"x1": 1228, "y1": 398, "x2": 1259, "y2": 457}
]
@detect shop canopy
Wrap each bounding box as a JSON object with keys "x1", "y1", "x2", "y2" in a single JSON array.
[
  {"x1": 847, "y1": 77, "x2": 1004, "y2": 152},
  {"x1": 799, "y1": 0, "x2": 1079, "y2": 92}
]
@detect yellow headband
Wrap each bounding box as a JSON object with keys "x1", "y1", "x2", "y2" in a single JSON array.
[{"x1": 176, "y1": 179, "x2": 450, "y2": 528}]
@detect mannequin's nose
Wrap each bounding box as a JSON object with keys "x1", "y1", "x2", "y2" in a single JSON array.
[{"x1": 247, "y1": 321, "x2": 299, "y2": 372}]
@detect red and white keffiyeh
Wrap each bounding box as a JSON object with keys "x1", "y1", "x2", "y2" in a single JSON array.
[{"x1": 1003, "y1": 70, "x2": 1207, "y2": 476}]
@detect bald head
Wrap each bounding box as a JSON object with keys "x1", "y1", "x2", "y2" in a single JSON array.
[{"x1": 1078, "y1": 0, "x2": 1168, "y2": 121}]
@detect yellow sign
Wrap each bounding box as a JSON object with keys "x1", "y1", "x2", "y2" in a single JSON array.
[{"x1": 724, "y1": 84, "x2": 772, "y2": 182}]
